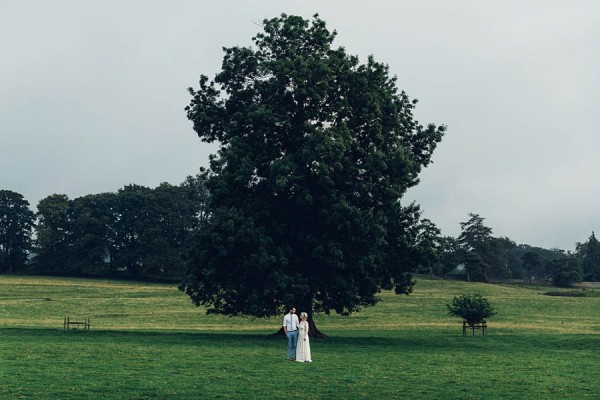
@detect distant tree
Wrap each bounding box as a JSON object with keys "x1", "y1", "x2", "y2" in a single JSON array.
[
  {"x1": 33, "y1": 194, "x2": 72, "y2": 274},
  {"x1": 0, "y1": 190, "x2": 35, "y2": 274},
  {"x1": 143, "y1": 182, "x2": 198, "y2": 280},
  {"x1": 494, "y1": 236, "x2": 517, "y2": 278},
  {"x1": 378, "y1": 204, "x2": 441, "y2": 290},
  {"x1": 482, "y1": 237, "x2": 514, "y2": 279},
  {"x1": 34, "y1": 183, "x2": 203, "y2": 280},
  {"x1": 546, "y1": 249, "x2": 582, "y2": 287},
  {"x1": 578, "y1": 232, "x2": 600, "y2": 281},
  {"x1": 457, "y1": 213, "x2": 494, "y2": 281},
  {"x1": 180, "y1": 14, "x2": 445, "y2": 335},
  {"x1": 69, "y1": 193, "x2": 117, "y2": 276},
  {"x1": 514, "y1": 244, "x2": 557, "y2": 280},
  {"x1": 437, "y1": 236, "x2": 464, "y2": 276},
  {"x1": 110, "y1": 184, "x2": 155, "y2": 277},
  {"x1": 521, "y1": 251, "x2": 541, "y2": 283},
  {"x1": 455, "y1": 216, "x2": 515, "y2": 281},
  {"x1": 412, "y1": 217, "x2": 442, "y2": 277}
]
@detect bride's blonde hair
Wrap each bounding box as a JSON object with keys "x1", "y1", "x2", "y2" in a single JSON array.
[{"x1": 300, "y1": 312, "x2": 308, "y2": 319}]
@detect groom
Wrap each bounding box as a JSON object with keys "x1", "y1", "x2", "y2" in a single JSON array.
[{"x1": 283, "y1": 306, "x2": 299, "y2": 361}]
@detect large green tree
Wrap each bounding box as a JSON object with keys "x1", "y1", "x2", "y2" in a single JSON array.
[
  {"x1": 0, "y1": 190, "x2": 35, "y2": 273},
  {"x1": 180, "y1": 14, "x2": 445, "y2": 332}
]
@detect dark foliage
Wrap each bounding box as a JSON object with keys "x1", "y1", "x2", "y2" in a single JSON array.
[
  {"x1": 180, "y1": 14, "x2": 445, "y2": 319},
  {"x1": 0, "y1": 190, "x2": 35, "y2": 273},
  {"x1": 31, "y1": 174, "x2": 208, "y2": 281}
]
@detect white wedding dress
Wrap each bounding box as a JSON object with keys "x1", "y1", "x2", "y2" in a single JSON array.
[{"x1": 295, "y1": 321, "x2": 312, "y2": 362}]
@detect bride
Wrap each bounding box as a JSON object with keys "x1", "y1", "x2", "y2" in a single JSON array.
[{"x1": 295, "y1": 312, "x2": 312, "y2": 362}]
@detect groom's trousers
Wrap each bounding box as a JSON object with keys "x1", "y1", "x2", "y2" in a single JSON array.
[{"x1": 286, "y1": 330, "x2": 298, "y2": 360}]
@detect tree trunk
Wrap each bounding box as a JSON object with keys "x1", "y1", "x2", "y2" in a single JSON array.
[
  {"x1": 483, "y1": 270, "x2": 490, "y2": 283},
  {"x1": 307, "y1": 316, "x2": 328, "y2": 339}
]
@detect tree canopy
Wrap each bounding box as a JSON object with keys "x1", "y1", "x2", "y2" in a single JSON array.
[
  {"x1": 31, "y1": 176, "x2": 207, "y2": 280},
  {"x1": 0, "y1": 190, "x2": 35, "y2": 273},
  {"x1": 180, "y1": 14, "x2": 445, "y2": 320}
]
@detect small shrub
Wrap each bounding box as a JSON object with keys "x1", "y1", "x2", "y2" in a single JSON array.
[{"x1": 447, "y1": 293, "x2": 496, "y2": 325}]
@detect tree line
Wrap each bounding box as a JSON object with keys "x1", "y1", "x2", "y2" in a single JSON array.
[
  {"x1": 2, "y1": 185, "x2": 597, "y2": 286},
  {"x1": 0, "y1": 174, "x2": 209, "y2": 281},
  {"x1": 426, "y1": 213, "x2": 600, "y2": 286}
]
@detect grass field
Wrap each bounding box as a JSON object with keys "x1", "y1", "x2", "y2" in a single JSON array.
[{"x1": 0, "y1": 276, "x2": 598, "y2": 399}]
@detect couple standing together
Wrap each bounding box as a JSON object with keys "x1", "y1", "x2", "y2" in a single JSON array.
[{"x1": 283, "y1": 306, "x2": 312, "y2": 362}]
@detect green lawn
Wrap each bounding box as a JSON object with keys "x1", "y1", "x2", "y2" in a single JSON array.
[{"x1": 0, "y1": 276, "x2": 598, "y2": 399}]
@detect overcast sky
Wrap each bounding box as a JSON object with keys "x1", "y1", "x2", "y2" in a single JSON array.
[{"x1": 2, "y1": 1, "x2": 599, "y2": 250}]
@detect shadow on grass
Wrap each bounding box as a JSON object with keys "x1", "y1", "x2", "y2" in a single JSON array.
[
  {"x1": 0, "y1": 326, "x2": 278, "y2": 345},
  {"x1": 2, "y1": 327, "x2": 598, "y2": 353}
]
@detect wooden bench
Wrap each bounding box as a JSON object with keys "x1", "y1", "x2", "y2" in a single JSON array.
[
  {"x1": 64, "y1": 317, "x2": 90, "y2": 330},
  {"x1": 462, "y1": 320, "x2": 487, "y2": 336}
]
